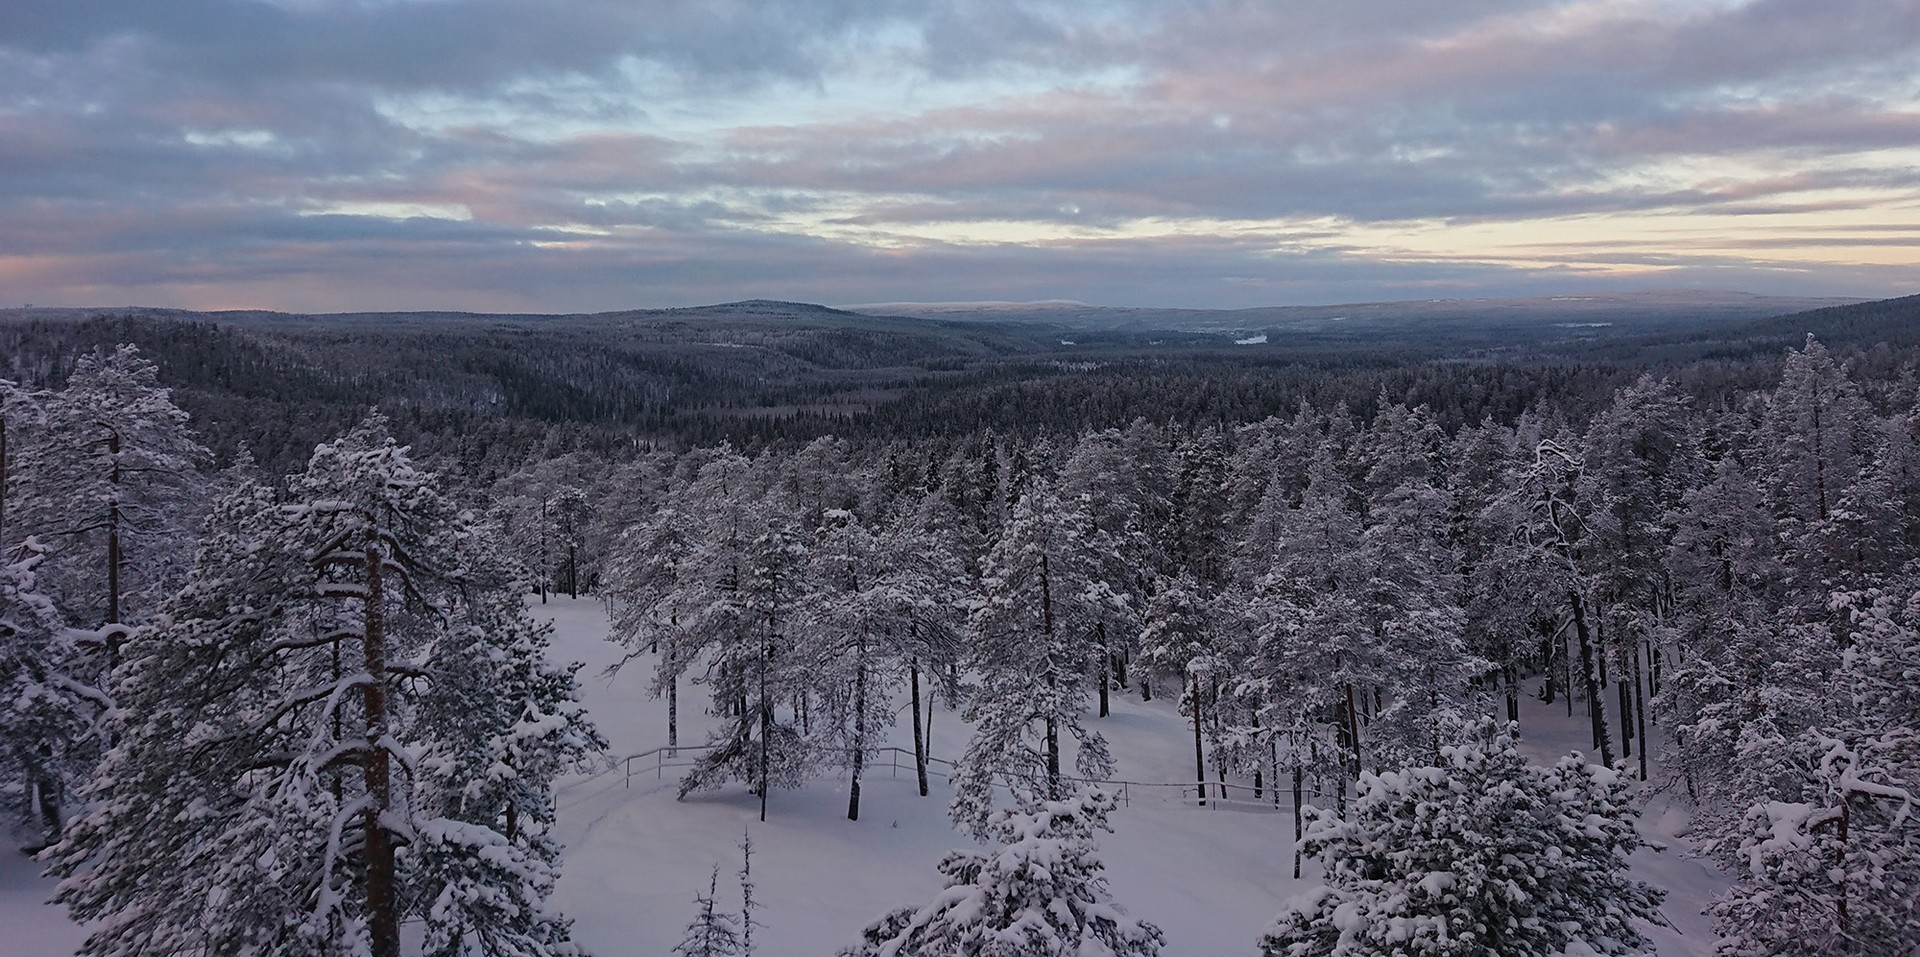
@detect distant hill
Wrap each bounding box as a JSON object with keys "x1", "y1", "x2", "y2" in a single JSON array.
[
  {"x1": 844, "y1": 290, "x2": 1862, "y2": 333},
  {"x1": 3, "y1": 290, "x2": 1913, "y2": 472}
]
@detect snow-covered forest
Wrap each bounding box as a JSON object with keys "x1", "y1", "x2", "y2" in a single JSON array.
[{"x1": 5, "y1": 303, "x2": 1920, "y2": 955}]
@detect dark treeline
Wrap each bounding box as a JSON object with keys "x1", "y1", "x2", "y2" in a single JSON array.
[{"x1": 4, "y1": 294, "x2": 1915, "y2": 476}]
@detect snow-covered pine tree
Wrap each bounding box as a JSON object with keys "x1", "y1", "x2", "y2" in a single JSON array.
[
  {"x1": 803, "y1": 506, "x2": 896, "y2": 821},
  {"x1": 1355, "y1": 456, "x2": 1484, "y2": 770},
  {"x1": 950, "y1": 480, "x2": 1115, "y2": 840},
  {"x1": 1059, "y1": 428, "x2": 1159, "y2": 717},
  {"x1": 1756, "y1": 336, "x2": 1879, "y2": 609},
  {"x1": 672, "y1": 452, "x2": 816, "y2": 818},
  {"x1": 1709, "y1": 578, "x2": 1920, "y2": 957},
  {"x1": 1242, "y1": 448, "x2": 1372, "y2": 781},
  {"x1": 841, "y1": 789, "x2": 1164, "y2": 957},
  {"x1": 0, "y1": 378, "x2": 45, "y2": 550},
  {"x1": 547, "y1": 484, "x2": 593, "y2": 598},
  {"x1": 1170, "y1": 427, "x2": 1231, "y2": 587},
  {"x1": 49, "y1": 415, "x2": 600, "y2": 957},
  {"x1": 887, "y1": 489, "x2": 974, "y2": 797},
  {"x1": 0, "y1": 538, "x2": 106, "y2": 847},
  {"x1": 1580, "y1": 375, "x2": 1699, "y2": 777},
  {"x1": 411, "y1": 519, "x2": 606, "y2": 957},
  {"x1": 1132, "y1": 574, "x2": 1221, "y2": 798},
  {"x1": 1658, "y1": 451, "x2": 1807, "y2": 815},
  {"x1": 29, "y1": 344, "x2": 208, "y2": 636},
  {"x1": 1489, "y1": 430, "x2": 1617, "y2": 766},
  {"x1": 674, "y1": 867, "x2": 744, "y2": 957},
  {"x1": 1259, "y1": 722, "x2": 1665, "y2": 957},
  {"x1": 604, "y1": 488, "x2": 702, "y2": 749}
]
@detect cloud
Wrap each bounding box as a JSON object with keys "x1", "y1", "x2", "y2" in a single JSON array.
[{"x1": 1, "y1": 0, "x2": 1916, "y2": 310}]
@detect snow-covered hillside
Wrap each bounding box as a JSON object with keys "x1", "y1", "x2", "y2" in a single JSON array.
[{"x1": 4, "y1": 595, "x2": 1727, "y2": 955}]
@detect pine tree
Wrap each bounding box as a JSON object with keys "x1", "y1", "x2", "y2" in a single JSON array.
[
  {"x1": 1132, "y1": 575, "x2": 1220, "y2": 799},
  {"x1": 0, "y1": 538, "x2": 106, "y2": 846},
  {"x1": 671, "y1": 452, "x2": 816, "y2": 818},
  {"x1": 1060, "y1": 428, "x2": 1161, "y2": 716},
  {"x1": 1757, "y1": 336, "x2": 1880, "y2": 609},
  {"x1": 604, "y1": 487, "x2": 702, "y2": 750},
  {"x1": 673, "y1": 867, "x2": 744, "y2": 957},
  {"x1": 29, "y1": 344, "x2": 208, "y2": 636},
  {"x1": 842, "y1": 789, "x2": 1164, "y2": 957},
  {"x1": 49, "y1": 415, "x2": 600, "y2": 957},
  {"x1": 951, "y1": 481, "x2": 1114, "y2": 840},
  {"x1": 0, "y1": 378, "x2": 45, "y2": 551},
  {"x1": 1259, "y1": 722, "x2": 1665, "y2": 957},
  {"x1": 1709, "y1": 578, "x2": 1920, "y2": 957}
]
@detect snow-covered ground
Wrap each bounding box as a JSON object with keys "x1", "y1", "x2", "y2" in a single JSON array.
[{"x1": 2, "y1": 596, "x2": 1730, "y2": 955}]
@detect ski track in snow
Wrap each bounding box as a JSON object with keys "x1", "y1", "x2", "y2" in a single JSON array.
[{"x1": 1, "y1": 595, "x2": 1729, "y2": 955}]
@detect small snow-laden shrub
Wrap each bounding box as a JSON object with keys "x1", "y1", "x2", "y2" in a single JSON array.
[
  {"x1": 843, "y1": 788, "x2": 1164, "y2": 957},
  {"x1": 1260, "y1": 721, "x2": 1664, "y2": 957}
]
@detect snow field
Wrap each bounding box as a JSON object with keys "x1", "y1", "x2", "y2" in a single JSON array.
[
  {"x1": 541, "y1": 596, "x2": 1727, "y2": 956},
  {"x1": 0, "y1": 595, "x2": 1729, "y2": 955}
]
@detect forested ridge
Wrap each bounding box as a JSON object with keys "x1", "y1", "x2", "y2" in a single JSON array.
[{"x1": 4, "y1": 293, "x2": 1919, "y2": 955}]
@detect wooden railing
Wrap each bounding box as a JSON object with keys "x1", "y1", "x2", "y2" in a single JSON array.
[{"x1": 618, "y1": 743, "x2": 1305, "y2": 812}]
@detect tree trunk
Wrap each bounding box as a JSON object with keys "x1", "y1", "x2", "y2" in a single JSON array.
[
  {"x1": 667, "y1": 668, "x2": 679, "y2": 750},
  {"x1": 1564, "y1": 627, "x2": 1575, "y2": 718},
  {"x1": 1251, "y1": 712, "x2": 1264, "y2": 800},
  {"x1": 848, "y1": 628, "x2": 867, "y2": 821},
  {"x1": 1633, "y1": 639, "x2": 1650, "y2": 781},
  {"x1": 106, "y1": 429, "x2": 123, "y2": 664},
  {"x1": 362, "y1": 540, "x2": 400, "y2": 957},
  {"x1": 910, "y1": 657, "x2": 928, "y2": 797},
  {"x1": 1291, "y1": 764, "x2": 1304, "y2": 879},
  {"x1": 1192, "y1": 672, "x2": 1207, "y2": 805},
  {"x1": 924, "y1": 673, "x2": 936, "y2": 781},
  {"x1": 1041, "y1": 554, "x2": 1061, "y2": 800},
  {"x1": 0, "y1": 412, "x2": 9, "y2": 545},
  {"x1": 1096, "y1": 620, "x2": 1110, "y2": 718},
  {"x1": 1617, "y1": 673, "x2": 1633, "y2": 759},
  {"x1": 1344, "y1": 684, "x2": 1363, "y2": 775},
  {"x1": 1569, "y1": 591, "x2": 1615, "y2": 766},
  {"x1": 1540, "y1": 626, "x2": 1557, "y2": 705},
  {"x1": 758, "y1": 625, "x2": 771, "y2": 822}
]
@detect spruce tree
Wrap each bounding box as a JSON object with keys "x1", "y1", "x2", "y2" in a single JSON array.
[
  {"x1": 843, "y1": 789, "x2": 1164, "y2": 957},
  {"x1": 1260, "y1": 723, "x2": 1665, "y2": 957}
]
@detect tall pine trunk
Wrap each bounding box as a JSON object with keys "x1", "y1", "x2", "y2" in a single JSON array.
[
  {"x1": 106, "y1": 429, "x2": 123, "y2": 665},
  {"x1": 910, "y1": 656, "x2": 928, "y2": 797},
  {"x1": 1569, "y1": 591, "x2": 1615, "y2": 766},
  {"x1": 1096, "y1": 620, "x2": 1110, "y2": 718},
  {"x1": 1040, "y1": 554, "x2": 1061, "y2": 799},
  {"x1": 847, "y1": 627, "x2": 868, "y2": 821},
  {"x1": 0, "y1": 411, "x2": 9, "y2": 545},
  {"x1": 1191, "y1": 672, "x2": 1207, "y2": 805},
  {"x1": 362, "y1": 540, "x2": 399, "y2": 957},
  {"x1": 1291, "y1": 763, "x2": 1304, "y2": 879},
  {"x1": 1632, "y1": 639, "x2": 1650, "y2": 781}
]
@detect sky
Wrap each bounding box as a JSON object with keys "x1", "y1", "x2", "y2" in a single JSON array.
[{"x1": 3, "y1": 0, "x2": 1918, "y2": 313}]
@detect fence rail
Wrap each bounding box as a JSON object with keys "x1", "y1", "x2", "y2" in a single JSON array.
[{"x1": 620, "y1": 743, "x2": 1315, "y2": 813}]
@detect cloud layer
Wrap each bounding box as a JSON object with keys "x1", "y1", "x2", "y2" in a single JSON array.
[{"x1": 3, "y1": 0, "x2": 1917, "y2": 311}]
